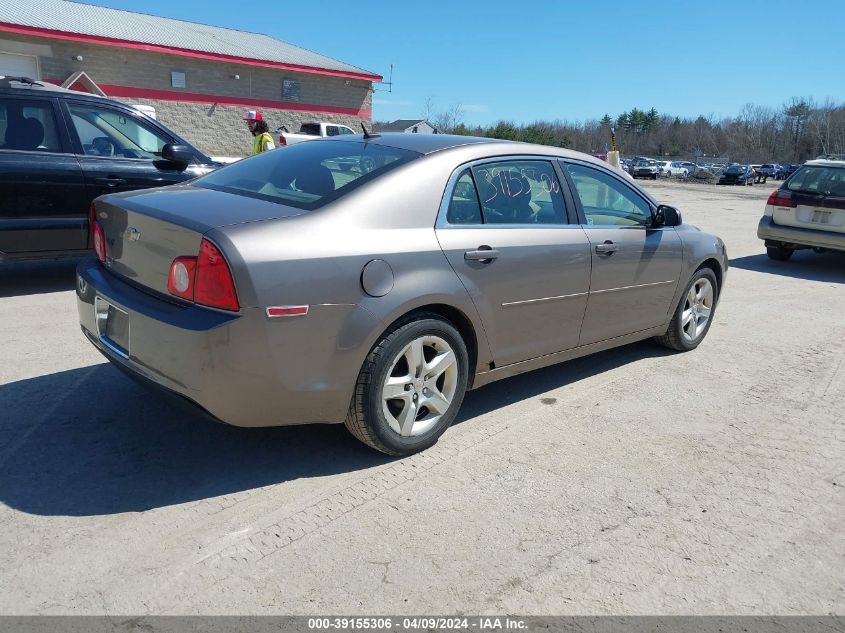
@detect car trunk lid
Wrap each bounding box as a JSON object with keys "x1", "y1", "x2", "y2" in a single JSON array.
[
  {"x1": 772, "y1": 191, "x2": 845, "y2": 234},
  {"x1": 93, "y1": 184, "x2": 305, "y2": 297}
]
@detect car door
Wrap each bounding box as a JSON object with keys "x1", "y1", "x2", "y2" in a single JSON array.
[
  {"x1": 62, "y1": 100, "x2": 195, "y2": 201},
  {"x1": 435, "y1": 158, "x2": 592, "y2": 367},
  {"x1": 0, "y1": 94, "x2": 89, "y2": 257},
  {"x1": 561, "y1": 161, "x2": 683, "y2": 346}
]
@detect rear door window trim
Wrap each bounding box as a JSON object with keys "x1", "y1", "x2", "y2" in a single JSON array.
[{"x1": 436, "y1": 155, "x2": 580, "y2": 229}]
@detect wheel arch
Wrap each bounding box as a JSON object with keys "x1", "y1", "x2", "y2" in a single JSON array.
[
  {"x1": 697, "y1": 257, "x2": 724, "y2": 298},
  {"x1": 372, "y1": 303, "x2": 483, "y2": 389}
]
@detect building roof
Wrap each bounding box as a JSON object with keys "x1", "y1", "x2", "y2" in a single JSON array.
[
  {"x1": 378, "y1": 119, "x2": 434, "y2": 132},
  {"x1": 0, "y1": 0, "x2": 381, "y2": 81}
]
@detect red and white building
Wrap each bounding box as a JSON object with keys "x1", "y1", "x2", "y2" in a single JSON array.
[{"x1": 0, "y1": 0, "x2": 381, "y2": 156}]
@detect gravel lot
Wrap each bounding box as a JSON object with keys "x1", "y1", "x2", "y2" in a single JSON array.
[{"x1": 0, "y1": 180, "x2": 842, "y2": 615}]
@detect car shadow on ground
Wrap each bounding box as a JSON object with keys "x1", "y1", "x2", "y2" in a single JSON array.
[
  {"x1": 0, "y1": 341, "x2": 671, "y2": 517},
  {"x1": 730, "y1": 250, "x2": 845, "y2": 284},
  {"x1": 0, "y1": 259, "x2": 83, "y2": 298}
]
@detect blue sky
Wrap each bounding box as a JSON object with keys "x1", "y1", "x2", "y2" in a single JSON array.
[{"x1": 85, "y1": 0, "x2": 845, "y2": 125}]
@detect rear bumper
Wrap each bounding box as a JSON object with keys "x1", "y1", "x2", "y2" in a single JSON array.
[
  {"x1": 757, "y1": 216, "x2": 845, "y2": 251},
  {"x1": 76, "y1": 258, "x2": 375, "y2": 427}
]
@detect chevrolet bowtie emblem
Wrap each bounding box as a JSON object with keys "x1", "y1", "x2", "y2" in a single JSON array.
[{"x1": 126, "y1": 227, "x2": 141, "y2": 242}]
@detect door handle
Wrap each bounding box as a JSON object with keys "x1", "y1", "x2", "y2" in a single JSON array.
[
  {"x1": 464, "y1": 247, "x2": 499, "y2": 262},
  {"x1": 595, "y1": 241, "x2": 618, "y2": 254},
  {"x1": 95, "y1": 176, "x2": 126, "y2": 187}
]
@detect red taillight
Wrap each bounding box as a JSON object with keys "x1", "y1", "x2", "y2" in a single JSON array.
[
  {"x1": 168, "y1": 256, "x2": 197, "y2": 300},
  {"x1": 767, "y1": 190, "x2": 795, "y2": 208},
  {"x1": 90, "y1": 202, "x2": 107, "y2": 262},
  {"x1": 168, "y1": 239, "x2": 239, "y2": 311},
  {"x1": 278, "y1": 134, "x2": 287, "y2": 146},
  {"x1": 195, "y1": 238, "x2": 239, "y2": 311}
]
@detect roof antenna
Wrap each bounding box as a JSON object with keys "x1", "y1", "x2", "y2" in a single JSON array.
[{"x1": 362, "y1": 123, "x2": 380, "y2": 139}]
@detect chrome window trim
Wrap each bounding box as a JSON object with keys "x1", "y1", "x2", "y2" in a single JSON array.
[{"x1": 435, "y1": 155, "x2": 576, "y2": 229}]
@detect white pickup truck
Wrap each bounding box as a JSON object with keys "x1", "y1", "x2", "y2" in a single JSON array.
[{"x1": 277, "y1": 122, "x2": 357, "y2": 146}]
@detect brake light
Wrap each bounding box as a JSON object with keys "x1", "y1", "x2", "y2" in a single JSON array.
[
  {"x1": 278, "y1": 134, "x2": 287, "y2": 146},
  {"x1": 168, "y1": 240, "x2": 239, "y2": 310},
  {"x1": 767, "y1": 190, "x2": 795, "y2": 208},
  {"x1": 90, "y1": 203, "x2": 107, "y2": 262},
  {"x1": 195, "y1": 239, "x2": 239, "y2": 311}
]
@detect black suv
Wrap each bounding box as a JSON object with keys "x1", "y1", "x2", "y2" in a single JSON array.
[{"x1": 0, "y1": 76, "x2": 221, "y2": 262}]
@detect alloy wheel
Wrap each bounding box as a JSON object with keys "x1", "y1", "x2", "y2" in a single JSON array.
[
  {"x1": 381, "y1": 335, "x2": 459, "y2": 437},
  {"x1": 681, "y1": 278, "x2": 714, "y2": 342}
]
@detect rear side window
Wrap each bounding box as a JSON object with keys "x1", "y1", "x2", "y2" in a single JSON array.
[
  {"x1": 446, "y1": 170, "x2": 483, "y2": 224},
  {"x1": 0, "y1": 97, "x2": 62, "y2": 153},
  {"x1": 195, "y1": 140, "x2": 420, "y2": 210},
  {"x1": 788, "y1": 166, "x2": 845, "y2": 196},
  {"x1": 471, "y1": 160, "x2": 568, "y2": 224}
]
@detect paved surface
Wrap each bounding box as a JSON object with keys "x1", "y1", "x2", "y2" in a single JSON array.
[{"x1": 0, "y1": 180, "x2": 843, "y2": 615}]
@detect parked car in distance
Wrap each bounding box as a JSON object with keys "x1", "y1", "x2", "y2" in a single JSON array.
[
  {"x1": 758, "y1": 164, "x2": 780, "y2": 178},
  {"x1": 757, "y1": 157, "x2": 845, "y2": 260},
  {"x1": 661, "y1": 161, "x2": 690, "y2": 177},
  {"x1": 781, "y1": 164, "x2": 801, "y2": 180},
  {"x1": 277, "y1": 121, "x2": 357, "y2": 146},
  {"x1": 0, "y1": 76, "x2": 220, "y2": 262},
  {"x1": 77, "y1": 134, "x2": 728, "y2": 455},
  {"x1": 719, "y1": 164, "x2": 755, "y2": 185},
  {"x1": 631, "y1": 158, "x2": 660, "y2": 179}
]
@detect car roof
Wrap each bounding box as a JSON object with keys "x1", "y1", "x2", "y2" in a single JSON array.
[
  {"x1": 806, "y1": 158, "x2": 845, "y2": 168},
  {"x1": 331, "y1": 133, "x2": 634, "y2": 170},
  {"x1": 326, "y1": 133, "x2": 500, "y2": 155},
  {"x1": 0, "y1": 78, "x2": 142, "y2": 108}
]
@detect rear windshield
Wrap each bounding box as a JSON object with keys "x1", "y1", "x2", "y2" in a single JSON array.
[
  {"x1": 299, "y1": 123, "x2": 320, "y2": 135},
  {"x1": 787, "y1": 165, "x2": 845, "y2": 196},
  {"x1": 195, "y1": 140, "x2": 421, "y2": 210},
  {"x1": 726, "y1": 166, "x2": 744, "y2": 173}
]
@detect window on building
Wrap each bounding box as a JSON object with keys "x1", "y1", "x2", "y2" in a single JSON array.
[
  {"x1": 0, "y1": 97, "x2": 62, "y2": 153},
  {"x1": 282, "y1": 78, "x2": 300, "y2": 101},
  {"x1": 170, "y1": 71, "x2": 186, "y2": 89}
]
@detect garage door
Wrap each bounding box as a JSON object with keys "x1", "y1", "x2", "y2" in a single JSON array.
[{"x1": 0, "y1": 52, "x2": 39, "y2": 79}]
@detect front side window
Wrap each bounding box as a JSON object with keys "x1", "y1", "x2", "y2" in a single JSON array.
[
  {"x1": 565, "y1": 163, "x2": 653, "y2": 227},
  {"x1": 68, "y1": 104, "x2": 170, "y2": 159},
  {"x1": 470, "y1": 160, "x2": 567, "y2": 224},
  {"x1": 0, "y1": 97, "x2": 62, "y2": 153},
  {"x1": 195, "y1": 139, "x2": 420, "y2": 210}
]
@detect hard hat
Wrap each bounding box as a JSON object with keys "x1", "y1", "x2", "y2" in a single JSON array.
[{"x1": 243, "y1": 110, "x2": 263, "y2": 122}]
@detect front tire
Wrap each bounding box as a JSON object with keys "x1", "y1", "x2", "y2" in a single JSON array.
[
  {"x1": 344, "y1": 314, "x2": 469, "y2": 455},
  {"x1": 654, "y1": 268, "x2": 718, "y2": 352},
  {"x1": 767, "y1": 246, "x2": 794, "y2": 261}
]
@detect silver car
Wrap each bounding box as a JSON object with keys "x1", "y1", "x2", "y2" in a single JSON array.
[{"x1": 77, "y1": 134, "x2": 728, "y2": 455}]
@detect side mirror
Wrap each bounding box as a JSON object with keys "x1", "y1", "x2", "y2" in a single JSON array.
[
  {"x1": 656, "y1": 204, "x2": 682, "y2": 227},
  {"x1": 161, "y1": 143, "x2": 195, "y2": 166}
]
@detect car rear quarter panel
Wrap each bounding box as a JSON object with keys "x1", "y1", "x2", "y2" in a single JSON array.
[{"x1": 211, "y1": 152, "x2": 503, "y2": 419}]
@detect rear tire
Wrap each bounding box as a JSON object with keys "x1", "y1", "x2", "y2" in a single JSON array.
[
  {"x1": 654, "y1": 268, "x2": 719, "y2": 352},
  {"x1": 767, "y1": 246, "x2": 794, "y2": 261},
  {"x1": 344, "y1": 314, "x2": 469, "y2": 455}
]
